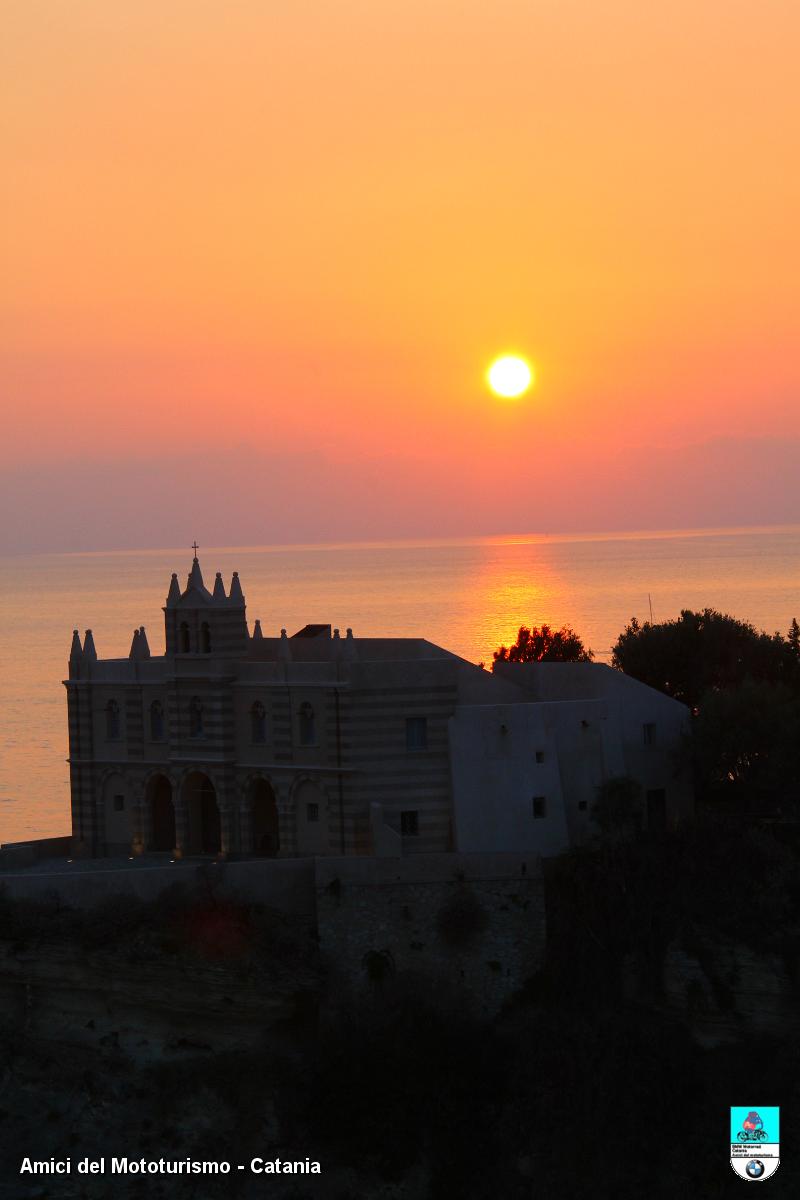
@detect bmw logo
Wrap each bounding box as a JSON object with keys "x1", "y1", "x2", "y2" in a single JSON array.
[{"x1": 746, "y1": 1160, "x2": 765, "y2": 1179}]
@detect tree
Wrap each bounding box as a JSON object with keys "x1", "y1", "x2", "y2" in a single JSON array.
[
  {"x1": 493, "y1": 623, "x2": 594, "y2": 665},
  {"x1": 692, "y1": 680, "x2": 800, "y2": 813},
  {"x1": 789, "y1": 618, "x2": 800, "y2": 658},
  {"x1": 611, "y1": 608, "x2": 797, "y2": 711},
  {"x1": 591, "y1": 775, "x2": 643, "y2": 839}
]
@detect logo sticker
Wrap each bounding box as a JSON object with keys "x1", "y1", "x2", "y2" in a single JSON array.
[{"x1": 731, "y1": 1107, "x2": 780, "y2": 1181}]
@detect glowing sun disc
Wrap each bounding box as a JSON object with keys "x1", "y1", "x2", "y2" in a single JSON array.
[{"x1": 487, "y1": 355, "x2": 533, "y2": 398}]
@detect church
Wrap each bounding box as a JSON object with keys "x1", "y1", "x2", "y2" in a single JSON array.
[{"x1": 65, "y1": 554, "x2": 692, "y2": 859}]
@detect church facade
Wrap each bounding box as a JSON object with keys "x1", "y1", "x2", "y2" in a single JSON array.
[{"x1": 64, "y1": 555, "x2": 693, "y2": 859}]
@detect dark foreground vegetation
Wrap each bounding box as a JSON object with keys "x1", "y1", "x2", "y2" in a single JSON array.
[{"x1": 3, "y1": 817, "x2": 800, "y2": 1198}]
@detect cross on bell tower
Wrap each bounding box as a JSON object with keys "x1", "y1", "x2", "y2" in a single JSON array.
[{"x1": 192, "y1": 540, "x2": 200, "y2": 558}]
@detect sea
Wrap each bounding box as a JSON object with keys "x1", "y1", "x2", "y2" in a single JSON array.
[{"x1": 1, "y1": 524, "x2": 798, "y2": 844}]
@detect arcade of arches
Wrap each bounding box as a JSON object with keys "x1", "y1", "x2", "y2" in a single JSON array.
[
  {"x1": 144, "y1": 771, "x2": 221, "y2": 855},
  {"x1": 139, "y1": 772, "x2": 333, "y2": 857}
]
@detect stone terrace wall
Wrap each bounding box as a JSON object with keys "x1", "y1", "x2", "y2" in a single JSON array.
[
  {"x1": 0, "y1": 836, "x2": 72, "y2": 869},
  {"x1": 0, "y1": 851, "x2": 546, "y2": 1015},
  {"x1": 315, "y1": 852, "x2": 545, "y2": 1016},
  {"x1": 0, "y1": 857, "x2": 317, "y2": 915}
]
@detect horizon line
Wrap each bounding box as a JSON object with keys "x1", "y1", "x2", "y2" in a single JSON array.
[{"x1": 5, "y1": 520, "x2": 799, "y2": 562}]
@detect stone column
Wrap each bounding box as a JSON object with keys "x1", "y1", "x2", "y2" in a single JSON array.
[
  {"x1": 131, "y1": 800, "x2": 146, "y2": 857},
  {"x1": 219, "y1": 805, "x2": 235, "y2": 858},
  {"x1": 173, "y1": 800, "x2": 189, "y2": 859},
  {"x1": 276, "y1": 779, "x2": 294, "y2": 857},
  {"x1": 239, "y1": 800, "x2": 254, "y2": 856}
]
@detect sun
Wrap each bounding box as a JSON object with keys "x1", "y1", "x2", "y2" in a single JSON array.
[{"x1": 487, "y1": 354, "x2": 533, "y2": 399}]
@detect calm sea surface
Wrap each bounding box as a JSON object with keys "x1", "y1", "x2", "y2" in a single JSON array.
[{"x1": 1, "y1": 525, "x2": 798, "y2": 843}]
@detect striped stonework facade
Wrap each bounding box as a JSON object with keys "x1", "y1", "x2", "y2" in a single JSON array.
[{"x1": 64, "y1": 556, "x2": 488, "y2": 860}]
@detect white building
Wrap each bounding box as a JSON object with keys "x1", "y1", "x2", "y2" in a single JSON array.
[
  {"x1": 65, "y1": 555, "x2": 692, "y2": 859},
  {"x1": 450, "y1": 662, "x2": 693, "y2": 854}
]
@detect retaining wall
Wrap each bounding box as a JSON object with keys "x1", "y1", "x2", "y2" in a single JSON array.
[
  {"x1": 0, "y1": 856, "x2": 317, "y2": 915},
  {"x1": 315, "y1": 852, "x2": 545, "y2": 1016}
]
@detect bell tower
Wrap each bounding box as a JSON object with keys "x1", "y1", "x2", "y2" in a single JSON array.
[{"x1": 164, "y1": 547, "x2": 249, "y2": 657}]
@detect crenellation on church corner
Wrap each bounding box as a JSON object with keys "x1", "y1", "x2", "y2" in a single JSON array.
[{"x1": 63, "y1": 551, "x2": 694, "y2": 862}]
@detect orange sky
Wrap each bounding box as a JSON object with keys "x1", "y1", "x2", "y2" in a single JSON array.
[{"x1": 2, "y1": 0, "x2": 798, "y2": 550}]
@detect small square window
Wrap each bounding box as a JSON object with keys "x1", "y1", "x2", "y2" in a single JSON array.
[
  {"x1": 400, "y1": 810, "x2": 419, "y2": 836},
  {"x1": 532, "y1": 796, "x2": 547, "y2": 819},
  {"x1": 406, "y1": 717, "x2": 428, "y2": 751},
  {"x1": 535, "y1": 750, "x2": 545, "y2": 764},
  {"x1": 578, "y1": 800, "x2": 588, "y2": 812},
  {"x1": 306, "y1": 802, "x2": 319, "y2": 823},
  {"x1": 643, "y1": 722, "x2": 657, "y2": 745},
  {"x1": 113, "y1": 794, "x2": 125, "y2": 812}
]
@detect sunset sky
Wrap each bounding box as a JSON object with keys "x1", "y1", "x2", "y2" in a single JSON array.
[{"x1": 2, "y1": 0, "x2": 798, "y2": 553}]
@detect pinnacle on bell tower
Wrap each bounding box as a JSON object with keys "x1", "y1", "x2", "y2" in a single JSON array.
[
  {"x1": 68, "y1": 629, "x2": 84, "y2": 678},
  {"x1": 229, "y1": 571, "x2": 244, "y2": 604},
  {"x1": 166, "y1": 573, "x2": 181, "y2": 606},
  {"x1": 185, "y1": 542, "x2": 211, "y2": 600}
]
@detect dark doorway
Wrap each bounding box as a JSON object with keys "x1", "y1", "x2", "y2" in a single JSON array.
[
  {"x1": 250, "y1": 778, "x2": 280, "y2": 856},
  {"x1": 182, "y1": 771, "x2": 221, "y2": 855},
  {"x1": 201, "y1": 785, "x2": 221, "y2": 853}
]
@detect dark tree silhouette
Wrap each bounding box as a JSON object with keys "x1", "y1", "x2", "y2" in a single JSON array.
[
  {"x1": 789, "y1": 617, "x2": 800, "y2": 657},
  {"x1": 611, "y1": 608, "x2": 797, "y2": 710},
  {"x1": 693, "y1": 680, "x2": 800, "y2": 812},
  {"x1": 492, "y1": 623, "x2": 594, "y2": 665},
  {"x1": 592, "y1": 775, "x2": 643, "y2": 838}
]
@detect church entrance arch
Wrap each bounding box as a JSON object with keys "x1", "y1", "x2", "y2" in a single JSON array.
[
  {"x1": 294, "y1": 779, "x2": 330, "y2": 856},
  {"x1": 182, "y1": 771, "x2": 221, "y2": 855},
  {"x1": 249, "y1": 778, "x2": 280, "y2": 856},
  {"x1": 146, "y1": 774, "x2": 175, "y2": 851}
]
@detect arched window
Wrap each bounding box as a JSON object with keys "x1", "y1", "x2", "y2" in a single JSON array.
[
  {"x1": 189, "y1": 697, "x2": 204, "y2": 739},
  {"x1": 105, "y1": 699, "x2": 121, "y2": 741},
  {"x1": 150, "y1": 700, "x2": 165, "y2": 741},
  {"x1": 200, "y1": 622, "x2": 211, "y2": 654},
  {"x1": 251, "y1": 701, "x2": 266, "y2": 744},
  {"x1": 298, "y1": 701, "x2": 316, "y2": 746},
  {"x1": 179, "y1": 621, "x2": 191, "y2": 653}
]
